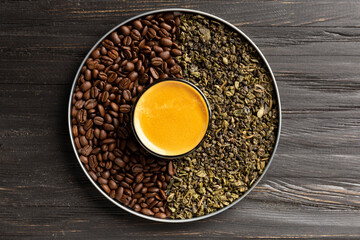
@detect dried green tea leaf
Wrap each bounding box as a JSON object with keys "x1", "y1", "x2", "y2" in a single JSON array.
[{"x1": 167, "y1": 13, "x2": 279, "y2": 219}]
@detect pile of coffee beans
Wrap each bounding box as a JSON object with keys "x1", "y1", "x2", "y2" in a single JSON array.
[{"x1": 70, "y1": 12, "x2": 182, "y2": 219}]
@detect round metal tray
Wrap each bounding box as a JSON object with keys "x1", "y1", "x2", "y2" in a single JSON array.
[{"x1": 68, "y1": 8, "x2": 282, "y2": 223}]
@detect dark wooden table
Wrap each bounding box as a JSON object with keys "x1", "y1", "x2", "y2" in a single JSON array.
[{"x1": 1, "y1": 0, "x2": 359, "y2": 239}]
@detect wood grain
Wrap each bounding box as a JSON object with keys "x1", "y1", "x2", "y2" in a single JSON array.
[{"x1": 1, "y1": 0, "x2": 360, "y2": 239}]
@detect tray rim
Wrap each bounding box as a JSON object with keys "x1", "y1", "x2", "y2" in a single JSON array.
[{"x1": 67, "y1": 8, "x2": 282, "y2": 223}]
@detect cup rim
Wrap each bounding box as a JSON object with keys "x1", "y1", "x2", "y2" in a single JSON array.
[{"x1": 130, "y1": 78, "x2": 212, "y2": 159}]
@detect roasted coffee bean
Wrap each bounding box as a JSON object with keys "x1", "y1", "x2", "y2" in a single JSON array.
[
  {"x1": 92, "y1": 69, "x2": 99, "y2": 79},
  {"x1": 132, "y1": 164, "x2": 143, "y2": 173},
  {"x1": 88, "y1": 61, "x2": 97, "y2": 70},
  {"x1": 170, "y1": 64, "x2": 181, "y2": 74},
  {"x1": 109, "y1": 102, "x2": 118, "y2": 112},
  {"x1": 89, "y1": 155, "x2": 98, "y2": 170},
  {"x1": 80, "y1": 81, "x2": 92, "y2": 91},
  {"x1": 102, "y1": 138, "x2": 116, "y2": 144},
  {"x1": 133, "y1": 20, "x2": 143, "y2": 30},
  {"x1": 119, "y1": 26, "x2": 130, "y2": 36},
  {"x1": 151, "y1": 57, "x2": 163, "y2": 66},
  {"x1": 149, "y1": 67, "x2": 159, "y2": 79},
  {"x1": 124, "y1": 177, "x2": 134, "y2": 184},
  {"x1": 124, "y1": 62, "x2": 135, "y2": 72},
  {"x1": 83, "y1": 90, "x2": 91, "y2": 100},
  {"x1": 135, "y1": 173, "x2": 144, "y2": 183},
  {"x1": 123, "y1": 36, "x2": 132, "y2": 46},
  {"x1": 142, "y1": 176, "x2": 151, "y2": 183},
  {"x1": 158, "y1": 28, "x2": 170, "y2": 38},
  {"x1": 99, "y1": 72, "x2": 107, "y2": 81},
  {"x1": 123, "y1": 189, "x2": 132, "y2": 198},
  {"x1": 88, "y1": 170, "x2": 98, "y2": 181},
  {"x1": 77, "y1": 109, "x2": 87, "y2": 124},
  {"x1": 126, "y1": 140, "x2": 138, "y2": 153},
  {"x1": 144, "y1": 192, "x2": 157, "y2": 198},
  {"x1": 101, "y1": 56, "x2": 114, "y2": 65},
  {"x1": 85, "y1": 69, "x2": 92, "y2": 81},
  {"x1": 137, "y1": 85, "x2": 143, "y2": 93},
  {"x1": 135, "y1": 60, "x2": 143, "y2": 72},
  {"x1": 115, "y1": 174, "x2": 124, "y2": 182},
  {"x1": 97, "y1": 105, "x2": 105, "y2": 117},
  {"x1": 154, "y1": 212, "x2": 166, "y2": 219},
  {"x1": 109, "y1": 190, "x2": 116, "y2": 198},
  {"x1": 159, "y1": 189, "x2": 166, "y2": 200},
  {"x1": 141, "y1": 208, "x2": 154, "y2": 216},
  {"x1": 101, "y1": 184, "x2": 111, "y2": 194},
  {"x1": 102, "y1": 39, "x2": 114, "y2": 50},
  {"x1": 166, "y1": 58, "x2": 176, "y2": 67},
  {"x1": 120, "y1": 181, "x2": 131, "y2": 189},
  {"x1": 119, "y1": 104, "x2": 131, "y2": 113},
  {"x1": 80, "y1": 136, "x2": 88, "y2": 147},
  {"x1": 133, "y1": 204, "x2": 141, "y2": 212},
  {"x1": 91, "y1": 49, "x2": 101, "y2": 59},
  {"x1": 122, "y1": 90, "x2": 132, "y2": 102},
  {"x1": 90, "y1": 87, "x2": 100, "y2": 98},
  {"x1": 74, "y1": 91, "x2": 83, "y2": 100},
  {"x1": 103, "y1": 123, "x2": 115, "y2": 131},
  {"x1": 134, "y1": 183, "x2": 143, "y2": 193},
  {"x1": 171, "y1": 48, "x2": 182, "y2": 56},
  {"x1": 82, "y1": 145, "x2": 93, "y2": 156},
  {"x1": 153, "y1": 46, "x2": 163, "y2": 53},
  {"x1": 84, "y1": 99, "x2": 97, "y2": 109},
  {"x1": 93, "y1": 116, "x2": 104, "y2": 125},
  {"x1": 160, "y1": 22, "x2": 172, "y2": 32},
  {"x1": 101, "y1": 91, "x2": 109, "y2": 102},
  {"x1": 148, "y1": 187, "x2": 159, "y2": 193},
  {"x1": 159, "y1": 51, "x2": 171, "y2": 60},
  {"x1": 147, "y1": 28, "x2": 156, "y2": 39},
  {"x1": 123, "y1": 49, "x2": 132, "y2": 59},
  {"x1": 126, "y1": 172, "x2": 135, "y2": 179},
  {"x1": 115, "y1": 158, "x2": 126, "y2": 168},
  {"x1": 130, "y1": 29, "x2": 141, "y2": 41},
  {"x1": 98, "y1": 177, "x2": 108, "y2": 185},
  {"x1": 163, "y1": 12, "x2": 174, "y2": 22},
  {"x1": 168, "y1": 161, "x2": 175, "y2": 176},
  {"x1": 140, "y1": 45, "x2": 151, "y2": 54},
  {"x1": 128, "y1": 71, "x2": 138, "y2": 81},
  {"x1": 129, "y1": 198, "x2": 137, "y2": 208},
  {"x1": 146, "y1": 197, "x2": 155, "y2": 205},
  {"x1": 85, "y1": 128, "x2": 94, "y2": 140},
  {"x1": 110, "y1": 32, "x2": 121, "y2": 44},
  {"x1": 108, "y1": 180, "x2": 118, "y2": 190},
  {"x1": 72, "y1": 125, "x2": 79, "y2": 137},
  {"x1": 149, "y1": 200, "x2": 158, "y2": 209},
  {"x1": 120, "y1": 195, "x2": 132, "y2": 206},
  {"x1": 156, "y1": 180, "x2": 163, "y2": 189},
  {"x1": 101, "y1": 170, "x2": 110, "y2": 179},
  {"x1": 160, "y1": 38, "x2": 172, "y2": 47},
  {"x1": 108, "y1": 49, "x2": 119, "y2": 59},
  {"x1": 80, "y1": 155, "x2": 88, "y2": 164},
  {"x1": 115, "y1": 187, "x2": 124, "y2": 201},
  {"x1": 144, "y1": 182, "x2": 155, "y2": 188},
  {"x1": 107, "y1": 72, "x2": 117, "y2": 83},
  {"x1": 74, "y1": 137, "x2": 81, "y2": 149},
  {"x1": 119, "y1": 78, "x2": 131, "y2": 90},
  {"x1": 140, "y1": 187, "x2": 148, "y2": 194}
]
